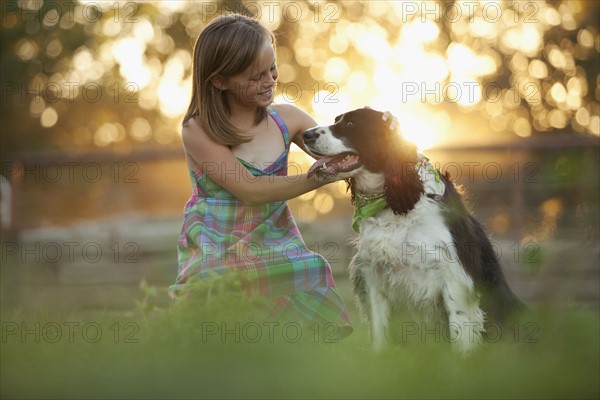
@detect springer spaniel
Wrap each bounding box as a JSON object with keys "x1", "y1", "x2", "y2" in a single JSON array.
[{"x1": 302, "y1": 108, "x2": 524, "y2": 354}]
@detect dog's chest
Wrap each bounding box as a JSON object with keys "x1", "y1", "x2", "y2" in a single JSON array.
[{"x1": 355, "y1": 196, "x2": 455, "y2": 269}]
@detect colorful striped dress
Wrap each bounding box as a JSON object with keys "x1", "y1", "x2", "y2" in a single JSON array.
[{"x1": 171, "y1": 108, "x2": 352, "y2": 337}]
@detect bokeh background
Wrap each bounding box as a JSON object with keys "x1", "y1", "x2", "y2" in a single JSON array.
[{"x1": 1, "y1": 0, "x2": 599, "y2": 337}]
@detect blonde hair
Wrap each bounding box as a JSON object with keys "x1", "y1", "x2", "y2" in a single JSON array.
[{"x1": 183, "y1": 13, "x2": 276, "y2": 146}]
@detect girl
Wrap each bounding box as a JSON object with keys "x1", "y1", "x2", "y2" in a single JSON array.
[{"x1": 171, "y1": 13, "x2": 393, "y2": 338}]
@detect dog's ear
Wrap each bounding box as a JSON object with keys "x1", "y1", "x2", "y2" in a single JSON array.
[
  {"x1": 334, "y1": 114, "x2": 343, "y2": 123},
  {"x1": 384, "y1": 138, "x2": 424, "y2": 215}
]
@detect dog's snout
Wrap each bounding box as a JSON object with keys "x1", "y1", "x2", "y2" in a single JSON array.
[{"x1": 302, "y1": 128, "x2": 322, "y2": 144}]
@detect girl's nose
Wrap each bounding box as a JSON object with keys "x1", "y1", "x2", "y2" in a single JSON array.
[
  {"x1": 263, "y1": 75, "x2": 276, "y2": 89},
  {"x1": 269, "y1": 67, "x2": 278, "y2": 83}
]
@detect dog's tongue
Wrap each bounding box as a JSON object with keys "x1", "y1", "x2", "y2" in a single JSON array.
[
  {"x1": 307, "y1": 156, "x2": 338, "y2": 178},
  {"x1": 307, "y1": 153, "x2": 361, "y2": 178}
]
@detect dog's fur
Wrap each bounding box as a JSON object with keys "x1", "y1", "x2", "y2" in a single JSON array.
[{"x1": 303, "y1": 108, "x2": 524, "y2": 353}]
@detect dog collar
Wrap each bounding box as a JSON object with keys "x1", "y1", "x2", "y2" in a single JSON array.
[
  {"x1": 351, "y1": 155, "x2": 444, "y2": 233},
  {"x1": 352, "y1": 192, "x2": 387, "y2": 233}
]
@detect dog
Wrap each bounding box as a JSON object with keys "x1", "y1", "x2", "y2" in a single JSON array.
[{"x1": 302, "y1": 108, "x2": 524, "y2": 354}]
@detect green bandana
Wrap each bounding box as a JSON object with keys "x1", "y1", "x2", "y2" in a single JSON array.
[
  {"x1": 352, "y1": 194, "x2": 388, "y2": 233},
  {"x1": 351, "y1": 154, "x2": 443, "y2": 233}
]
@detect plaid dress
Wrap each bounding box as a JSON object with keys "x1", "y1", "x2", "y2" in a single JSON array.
[{"x1": 171, "y1": 108, "x2": 352, "y2": 336}]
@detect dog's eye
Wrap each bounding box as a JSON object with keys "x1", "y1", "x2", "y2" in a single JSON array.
[{"x1": 345, "y1": 121, "x2": 354, "y2": 128}]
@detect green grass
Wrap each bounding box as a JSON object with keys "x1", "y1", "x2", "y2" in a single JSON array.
[{"x1": 1, "y1": 275, "x2": 598, "y2": 400}]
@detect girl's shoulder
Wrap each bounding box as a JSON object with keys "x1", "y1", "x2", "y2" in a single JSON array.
[
  {"x1": 270, "y1": 103, "x2": 300, "y2": 121},
  {"x1": 181, "y1": 117, "x2": 206, "y2": 144},
  {"x1": 269, "y1": 103, "x2": 317, "y2": 142}
]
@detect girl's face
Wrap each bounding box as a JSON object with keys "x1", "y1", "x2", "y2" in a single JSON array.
[{"x1": 221, "y1": 42, "x2": 278, "y2": 109}]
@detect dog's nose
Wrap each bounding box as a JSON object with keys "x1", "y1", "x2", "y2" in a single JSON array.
[{"x1": 302, "y1": 128, "x2": 321, "y2": 144}]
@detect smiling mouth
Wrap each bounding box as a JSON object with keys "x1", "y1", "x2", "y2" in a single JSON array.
[
  {"x1": 307, "y1": 152, "x2": 361, "y2": 178},
  {"x1": 259, "y1": 88, "x2": 274, "y2": 96}
]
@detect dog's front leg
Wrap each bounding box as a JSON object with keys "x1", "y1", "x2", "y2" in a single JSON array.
[
  {"x1": 366, "y1": 276, "x2": 390, "y2": 352},
  {"x1": 350, "y1": 255, "x2": 391, "y2": 352},
  {"x1": 442, "y1": 279, "x2": 485, "y2": 355}
]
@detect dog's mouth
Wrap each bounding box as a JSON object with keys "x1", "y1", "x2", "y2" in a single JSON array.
[{"x1": 307, "y1": 152, "x2": 361, "y2": 178}]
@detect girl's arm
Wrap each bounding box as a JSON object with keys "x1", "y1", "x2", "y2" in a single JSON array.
[{"x1": 182, "y1": 117, "x2": 327, "y2": 206}]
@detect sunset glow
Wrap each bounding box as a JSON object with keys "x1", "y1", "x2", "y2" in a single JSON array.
[{"x1": 67, "y1": 0, "x2": 599, "y2": 150}]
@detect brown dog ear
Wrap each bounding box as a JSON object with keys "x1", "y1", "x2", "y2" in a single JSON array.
[{"x1": 384, "y1": 138, "x2": 424, "y2": 215}]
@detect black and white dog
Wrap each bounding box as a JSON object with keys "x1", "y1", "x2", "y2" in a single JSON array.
[{"x1": 303, "y1": 108, "x2": 523, "y2": 354}]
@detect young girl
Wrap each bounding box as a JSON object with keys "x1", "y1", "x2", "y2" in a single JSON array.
[{"x1": 170, "y1": 13, "x2": 392, "y2": 338}]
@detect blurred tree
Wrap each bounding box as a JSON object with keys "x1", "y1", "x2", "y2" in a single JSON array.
[{"x1": 1, "y1": 0, "x2": 598, "y2": 161}]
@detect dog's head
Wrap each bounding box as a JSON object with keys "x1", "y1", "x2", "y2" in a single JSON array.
[{"x1": 303, "y1": 108, "x2": 424, "y2": 215}]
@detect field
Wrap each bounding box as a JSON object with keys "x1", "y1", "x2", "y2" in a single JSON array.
[
  {"x1": 2, "y1": 147, "x2": 598, "y2": 399},
  {"x1": 1, "y1": 220, "x2": 599, "y2": 399},
  {"x1": 1, "y1": 280, "x2": 598, "y2": 400}
]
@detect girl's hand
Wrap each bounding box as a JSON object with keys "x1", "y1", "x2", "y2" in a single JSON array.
[
  {"x1": 382, "y1": 111, "x2": 398, "y2": 131},
  {"x1": 314, "y1": 169, "x2": 341, "y2": 183}
]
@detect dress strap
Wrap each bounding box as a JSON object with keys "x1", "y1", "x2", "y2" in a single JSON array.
[{"x1": 268, "y1": 107, "x2": 290, "y2": 147}]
